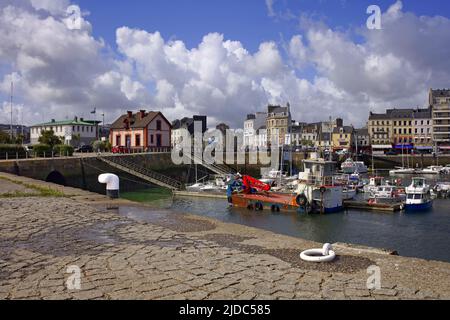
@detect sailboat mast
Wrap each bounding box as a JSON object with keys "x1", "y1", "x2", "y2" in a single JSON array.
[{"x1": 10, "y1": 80, "x2": 13, "y2": 141}]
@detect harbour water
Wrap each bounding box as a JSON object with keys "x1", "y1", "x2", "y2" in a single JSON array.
[{"x1": 121, "y1": 173, "x2": 450, "y2": 263}]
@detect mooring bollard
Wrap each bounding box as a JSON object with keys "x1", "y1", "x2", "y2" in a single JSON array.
[{"x1": 98, "y1": 174, "x2": 120, "y2": 199}]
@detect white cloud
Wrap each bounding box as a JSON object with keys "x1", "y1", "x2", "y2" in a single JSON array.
[
  {"x1": 0, "y1": 0, "x2": 449, "y2": 129},
  {"x1": 265, "y1": 0, "x2": 276, "y2": 17}
]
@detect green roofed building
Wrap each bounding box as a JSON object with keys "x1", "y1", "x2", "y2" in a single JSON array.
[{"x1": 30, "y1": 117, "x2": 100, "y2": 147}]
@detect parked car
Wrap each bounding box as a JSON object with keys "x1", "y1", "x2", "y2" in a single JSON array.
[
  {"x1": 386, "y1": 150, "x2": 397, "y2": 156},
  {"x1": 75, "y1": 145, "x2": 94, "y2": 153},
  {"x1": 112, "y1": 146, "x2": 131, "y2": 154}
]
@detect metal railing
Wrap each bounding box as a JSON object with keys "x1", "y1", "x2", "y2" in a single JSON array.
[{"x1": 98, "y1": 156, "x2": 183, "y2": 191}]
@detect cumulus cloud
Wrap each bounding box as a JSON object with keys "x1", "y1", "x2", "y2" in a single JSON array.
[{"x1": 0, "y1": 0, "x2": 449, "y2": 129}]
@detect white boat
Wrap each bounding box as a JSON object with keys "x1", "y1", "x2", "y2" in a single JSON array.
[
  {"x1": 405, "y1": 178, "x2": 433, "y2": 211},
  {"x1": 295, "y1": 153, "x2": 343, "y2": 213},
  {"x1": 371, "y1": 185, "x2": 405, "y2": 202},
  {"x1": 416, "y1": 166, "x2": 444, "y2": 175},
  {"x1": 341, "y1": 159, "x2": 368, "y2": 174},
  {"x1": 363, "y1": 176, "x2": 385, "y2": 194},
  {"x1": 389, "y1": 167, "x2": 416, "y2": 175},
  {"x1": 434, "y1": 182, "x2": 450, "y2": 192},
  {"x1": 342, "y1": 186, "x2": 357, "y2": 200}
]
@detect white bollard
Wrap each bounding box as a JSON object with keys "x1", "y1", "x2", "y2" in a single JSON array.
[{"x1": 98, "y1": 174, "x2": 120, "y2": 199}]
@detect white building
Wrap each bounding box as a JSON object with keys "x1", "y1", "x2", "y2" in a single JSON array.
[
  {"x1": 255, "y1": 126, "x2": 267, "y2": 149},
  {"x1": 30, "y1": 117, "x2": 99, "y2": 146},
  {"x1": 413, "y1": 107, "x2": 433, "y2": 150},
  {"x1": 244, "y1": 113, "x2": 266, "y2": 150}
]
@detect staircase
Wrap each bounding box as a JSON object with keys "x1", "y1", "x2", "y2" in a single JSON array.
[
  {"x1": 185, "y1": 152, "x2": 236, "y2": 176},
  {"x1": 98, "y1": 156, "x2": 183, "y2": 191}
]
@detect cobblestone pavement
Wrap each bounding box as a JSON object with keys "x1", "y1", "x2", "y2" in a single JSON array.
[{"x1": 0, "y1": 174, "x2": 449, "y2": 300}]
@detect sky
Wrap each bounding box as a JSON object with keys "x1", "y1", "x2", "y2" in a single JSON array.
[{"x1": 1, "y1": 0, "x2": 450, "y2": 128}]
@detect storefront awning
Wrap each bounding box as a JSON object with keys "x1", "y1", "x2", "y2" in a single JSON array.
[
  {"x1": 394, "y1": 144, "x2": 414, "y2": 150},
  {"x1": 439, "y1": 146, "x2": 450, "y2": 150},
  {"x1": 415, "y1": 146, "x2": 433, "y2": 150},
  {"x1": 372, "y1": 145, "x2": 392, "y2": 149}
]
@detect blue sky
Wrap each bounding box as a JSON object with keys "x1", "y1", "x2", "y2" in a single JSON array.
[{"x1": 74, "y1": 0, "x2": 450, "y2": 53}]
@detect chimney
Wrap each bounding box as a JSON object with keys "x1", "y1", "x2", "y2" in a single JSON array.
[
  {"x1": 80, "y1": 118, "x2": 84, "y2": 122},
  {"x1": 127, "y1": 111, "x2": 133, "y2": 118},
  {"x1": 74, "y1": 116, "x2": 78, "y2": 122},
  {"x1": 140, "y1": 110, "x2": 146, "y2": 119},
  {"x1": 51, "y1": 119, "x2": 55, "y2": 123}
]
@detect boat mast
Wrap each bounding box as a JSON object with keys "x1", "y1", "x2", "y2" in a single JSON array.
[{"x1": 10, "y1": 80, "x2": 13, "y2": 141}]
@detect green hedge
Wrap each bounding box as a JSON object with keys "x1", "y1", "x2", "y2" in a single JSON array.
[
  {"x1": 0, "y1": 144, "x2": 26, "y2": 160},
  {"x1": 33, "y1": 144, "x2": 52, "y2": 157},
  {"x1": 53, "y1": 144, "x2": 74, "y2": 157}
]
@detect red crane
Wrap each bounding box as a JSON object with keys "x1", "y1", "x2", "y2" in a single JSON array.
[{"x1": 241, "y1": 175, "x2": 271, "y2": 194}]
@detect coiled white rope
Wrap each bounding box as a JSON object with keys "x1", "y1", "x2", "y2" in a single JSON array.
[{"x1": 300, "y1": 243, "x2": 336, "y2": 263}]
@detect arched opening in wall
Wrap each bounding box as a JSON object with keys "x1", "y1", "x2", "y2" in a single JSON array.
[{"x1": 46, "y1": 171, "x2": 67, "y2": 186}]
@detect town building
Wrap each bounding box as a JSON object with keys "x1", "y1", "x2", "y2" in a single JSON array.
[
  {"x1": 332, "y1": 126, "x2": 354, "y2": 150},
  {"x1": 266, "y1": 104, "x2": 291, "y2": 147},
  {"x1": 244, "y1": 112, "x2": 266, "y2": 150},
  {"x1": 301, "y1": 123, "x2": 319, "y2": 147},
  {"x1": 255, "y1": 126, "x2": 267, "y2": 150},
  {"x1": 353, "y1": 128, "x2": 371, "y2": 153},
  {"x1": 291, "y1": 125, "x2": 303, "y2": 146},
  {"x1": 368, "y1": 112, "x2": 392, "y2": 146},
  {"x1": 171, "y1": 116, "x2": 207, "y2": 147},
  {"x1": 30, "y1": 117, "x2": 99, "y2": 146},
  {"x1": 390, "y1": 109, "x2": 414, "y2": 149},
  {"x1": 429, "y1": 88, "x2": 450, "y2": 151},
  {"x1": 110, "y1": 110, "x2": 172, "y2": 152},
  {"x1": 412, "y1": 107, "x2": 433, "y2": 152}
]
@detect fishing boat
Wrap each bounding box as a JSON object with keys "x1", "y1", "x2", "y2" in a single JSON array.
[
  {"x1": 405, "y1": 177, "x2": 433, "y2": 211},
  {"x1": 341, "y1": 158, "x2": 368, "y2": 174},
  {"x1": 342, "y1": 186, "x2": 357, "y2": 200},
  {"x1": 295, "y1": 154, "x2": 343, "y2": 213},
  {"x1": 363, "y1": 176, "x2": 385, "y2": 194}
]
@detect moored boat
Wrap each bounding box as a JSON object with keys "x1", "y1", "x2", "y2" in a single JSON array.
[
  {"x1": 295, "y1": 154, "x2": 343, "y2": 214},
  {"x1": 405, "y1": 177, "x2": 433, "y2": 211},
  {"x1": 341, "y1": 158, "x2": 368, "y2": 174}
]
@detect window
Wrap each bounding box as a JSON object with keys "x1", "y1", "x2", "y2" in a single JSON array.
[
  {"x1": 73, "y1": 126, "x2": 75, "y2": 131},
  {"x1": 91, "y1": 127, "x2": 93, "y2": 132},
  {"x1": 82, "y1": 126, "x2": 85, "y2": 132},
  {"x1": 135, "y1": 134, "x2": 141, "y2": 147},
  {"x1": 156, "y1": 120, "x2": 162, "y2": 131},
  {"x1": 77, "y1": 126, "x2": 80, "y2": 132},
  {"x1": 116, "y1": 135, "x2": 121, "y2": 146},
  {"x1": 150, "y1": 135, "x2": 154, "y2": 144}
]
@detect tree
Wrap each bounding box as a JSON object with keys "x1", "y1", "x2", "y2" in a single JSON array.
[
  {"x1": 0, "y1": 130, "x2": 12, "y2": 144},
  {"x1": 72, "y1": 133, "x2": 81, "y2": 147},
  {"x1": 38, "y1": 130, "x2": 61, "y2": 147}
]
